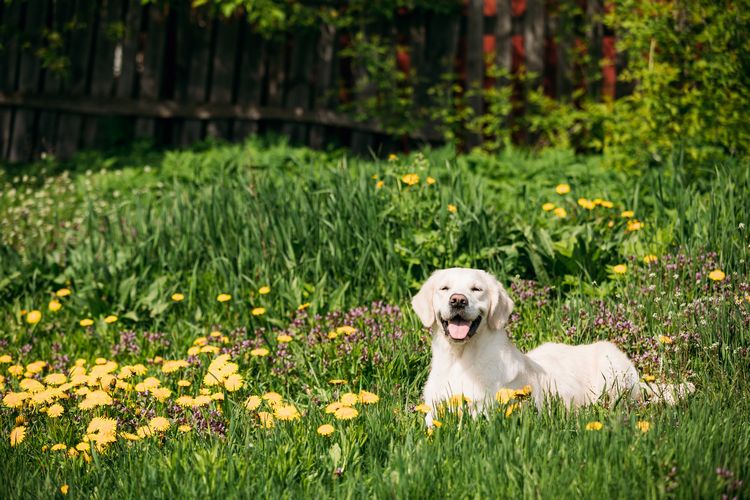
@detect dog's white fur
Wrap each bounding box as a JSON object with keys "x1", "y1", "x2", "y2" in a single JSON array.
[{"x1": 413, "y1": 268, "x2": 690, "y2": 425}]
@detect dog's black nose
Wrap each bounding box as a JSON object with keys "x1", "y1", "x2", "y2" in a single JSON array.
[{"x1": 450, "y1": 294, "x2": 468, "y2": 308}]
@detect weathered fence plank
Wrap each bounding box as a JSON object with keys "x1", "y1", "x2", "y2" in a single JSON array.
[
  {"x1": 234, "y1": 24, "x2": 266, "y2": 140},
  {"x1": 308, "y1": 23, "x2": 335, "y2": 149},
  {"x1": 134, "y1": 4, "x2": 168, "y2": 139},
  {"x1": 206, "y1": 15, "x2": 240, "y2": 139},
  {"x1": 0, "y1": 2, "x2": 23, "y2": 160}
]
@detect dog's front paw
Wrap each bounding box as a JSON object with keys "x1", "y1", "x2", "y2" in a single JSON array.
[{"x1": 424, "y1": 412, "x2": 434, "y2": 428}]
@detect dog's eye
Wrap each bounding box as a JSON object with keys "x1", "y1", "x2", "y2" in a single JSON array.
[
  {"x1": 471, "y1": 287, "x2": 482, "y2": 292},
  {"x1": 440, "y1": 286, "x2": 449, "y2": 291}
]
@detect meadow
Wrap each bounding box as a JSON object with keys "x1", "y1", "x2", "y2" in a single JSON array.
[{"x1": 0, "y1": 138, "x2": 748, "y2": 498}]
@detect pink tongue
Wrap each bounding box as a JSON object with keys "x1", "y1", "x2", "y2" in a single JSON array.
[{"x1": 447, "y1": 319, "x2": 471, "y2": 340}]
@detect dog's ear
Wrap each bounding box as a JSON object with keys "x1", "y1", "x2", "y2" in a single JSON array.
[
  {"x1": 412, "y1": 272, "x2": 439, "y2": 328},
  {"x1": 485, "y1": 272, "x2": 514, "y2": 330}
]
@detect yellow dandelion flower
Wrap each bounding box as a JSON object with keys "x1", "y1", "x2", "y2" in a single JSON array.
[
  {"x1": 358, "y1": 390, "x2": 379, "y2": 404},
  {"x1": 577, "y1": 198, "x2": 596, "y2": 210},
  {"x1": 245, "y1": 395, "x2": 262, "y2": 410},
  {"x1": 643, "y1": 255, "x2": 658, "y2": 264},
  {"x1": 161, "y1": 359, "x2": 189, "y2": 374},
  {"x1": 175, "y1": 396, "x2": 195, "y2": 407},
  {"x1": 51, "y1": 443, "x2": 67, "y2": 451},
  {"x1": 258, "y1": 286, "x2": 271, "y2": 295},
  {"x1": 77, "y1": 390, "x2": 113, "y2": 410},
  {"x1": 274, "y1": 404, "x2": 301, "y2": 421},
  {"x1": 401, "y1": 173, "x2": 419, "y2": 186},
  {"x1": 48, "y1": 300, "x2": 62, "y2": 312},
  {"x1": 496, "y1": 388, "x2": 516, "y2": 404},
  {"x1": 612, "y1": 264, "x2": 628, "y2": 275},
  {"x1": 636, "y1": 421, "x2": 651, "y2": 433},
  {"x1": 44, "y1": 373, "x2": 67, "y2": 385},
  {"x1": 340, "y1": 393, "x2": 359, "y2": 406},
  {"x1": 708, "y1": 269, "x2": 725, "y2": 281},
  {"x1": 336, "y1": 325, "x2": 356, "y2": 335},
  {"x1": 298, "y1": 303, "x2": 311, "y2": 310},
  {"x1": 542, "y1": 202, "x2": 555, "y2": 212},
  {"x1": 250, "y1": 348, "x2": 269, "y2": 357},
  {"x1": 317, "y1": 424, "x2": 334, "y2": 436},
  {"x1": 334, "y1": 406, "x2": 358, "y2": 420},
  {"x1": 325, "y1": 401, "x2": 345, "y2": 414},
  {"x1": 177, "y1": 379, "x2": 191, "y2": 387},
  {"x1": 151, "y1": 387, "x2": 172, "y2": 402},
  {"x1": 79, "y1": 318, "x2": 94, "y2": 327},
  {"x1": 104, "y1": 315, "x2": 118, "y2": 324},
  {"x1": 553, "y1": 207, "x2": 567, "y2": 218},
  {"x1": 8, "y1": 364, "x2": 24, "y2": 376},
  {"x1": 276, "y1": 334, "x2": 292, "y2": 343},
  {"x1": 328, "y1": 379, "x2": 347, "y2": 385},
  {"x1": 414, "y1": 403, "x2": 432, "y2": 414},
  {"x1": 47, "y1": 403, "x2": 64, "y2": 418},
  {"x1": 504, "y1": 403, "x2": 519, "y2": 417},
  {"x1": 252, "y1": 307, "x2": 266, "y2": 316},
  {"x1": 658, "y1": 335, "x2": 673, "y2": 344},
  {"x1": 555, "y1": 183, "x2": 571, "y2": 194},
  {"x1": 642, "y1": 374, "x2": 656, "y2": 382},
  {"x1": 178, "y1": 425, "x2": 191, "y2": 433},
  {"x1": 10, "y1": 426, "x2": 26, "y2": 446},
  {"x1": 620, "y1": 210, "x2": 634, "y2": 218},
  {"x1": 56, "y1": 288, "x2": 71, "y2": 297},
  {"x1": 149, "y1": 416, "x2": 170, "y2": 432},
  {"x1": 447, "y1": 204, "x2": 458, "y2": 213},
  {"x1": 585, "y1": 421, "x2": 603, "y2": 431},
  {"x1": 26, "y1": 310, "x2": 42, "y2": 325},
  {"x1": 388, "y1": 153, "x2": 398, "y2": 161},
  {"x1": 599, "y1": 200, "x2": 614, "y2": 208},
  {"x1": 375, "y1": 180, "x2": 384, "y2": 189},
  {"x1": 217, "y1": 293, "x2": 231, "y2": 302},
  {"x1": 627, "y1": 219, "x2": 643, "y2": 231},
  {"x1": 262, "y1": 392, "x2": 283, "y2": 405},
  {"x1": 61, "y1": 485, "x2": 69, "y2": 495},
  {"x1": 426, "y1": 176, "x2": 436, "y2": 185},
  {"x1": 0, "y1": 354, "x2": 11, "y2": 363},
  {"x1": 224, "y1": 373, "x2": 244, "y2": 392},
  {"x1": 121, "y1": 432, "x2": 141, "y2": 441},
  {"x1": 171, "y1": 293, "x2": 185, "y2": 302},
  {"x1": 258, "y1": 411, "x2": 275, "y2": 428},
  {"x1": 20, "y1": 378, "x2": 45, "y2": 393}
]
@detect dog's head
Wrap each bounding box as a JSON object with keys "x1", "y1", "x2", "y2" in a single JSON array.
[{"x1": 411, "y1": 268, "x2": 514, "y2": 343}]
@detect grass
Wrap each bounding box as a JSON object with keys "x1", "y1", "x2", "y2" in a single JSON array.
[{"x1": 0, "y1": 137, "x2": 748, "y2": 498}]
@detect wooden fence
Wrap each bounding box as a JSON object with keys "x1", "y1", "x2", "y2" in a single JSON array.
[{"x1": 0, "y1": 0, "x2": 619, "y2": 162}]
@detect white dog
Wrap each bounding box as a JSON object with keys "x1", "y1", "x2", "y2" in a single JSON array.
[{"x1": 412, "y1": 268, "x2": 691, "y2": 425}]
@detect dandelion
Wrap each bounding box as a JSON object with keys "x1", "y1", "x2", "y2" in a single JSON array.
[
  {"x1": 642, "y1": 374, "x2": 656, "y2": 382},
  {"x1": 375, "y1": 180, "x2": 384, "y2": 189},
  {"x1": 178, "y1": 425, "x2": 191, "y2": 433},
  {"x1": 328, "y1": 379, "x2": 347, "y2": 385},
  {"x1": 171, "y1": 293, "x2": 185, "y2": 302},
  {"x1": 643, "y1": 255, "x2": 658, "y2": 264},
  {"x1": 388, "y1": 154, "x2": 398, "y2": 161},
  {"x1": 504, "y1": 403, "x2": 519, "y2": 417},
  {"x1": 542, "y1": 203, "x2": 555, "y2": 212},
  {"x1": 298, "y1": 303, "x2": 311, "y2": 310},
  {"x1": 658, "y1": 335, "x2": 673, "y2": 344},
  {"x1": 553, "y1": 207, "x2": 567, "y2": 218},
  {"x1": 104, "y1": 315, "x2": 118, "y2": 324},
  {"x1": 60, "y1": 485, "x2": 69, "y2": 495},
  {"x1": 621, "y1": 210, "x2": 634, "y2": 218},
  {"x1": 161, "y1": 360, "x2": 189, "y2": 373},
  {"x1": 51, "y1": 443, "x2": 67, "y2": 451},
  {"x1": 217, "y1": 293, "x2": 231, "y2": 302},
  {"x1": 276, "y1": 334, "x2": 292, "y2": 343},
  {"x1": 262, "y1": 392, "x2": 283, "y2": 405},
  {"x1": 149, "y1": 416, "x2": 170, "y2": 432},
  {"x1": 555, "y1": 183, "x2": 571, "y2": 194},
  {"x1": 244, "y1": 395, "x2": 262, "y2": 410},
  {"x1": 47, "y1": 403, "x2": 64, "y2": 418},
  {"x1": 252, "y1": 307, "x2": 266, "y2": 316},
  {"x1": 599, "y1": 200, "x2": 614, "y2": 208},
  {"x1": 10, "y1": 426, "x2": 26, "y2": 446},
  {"x1": 334, "y1": 407, "x2": 358, "y2": 420},
  {"x1": 447, "y1": 204, "x2": 458, "y2": 213},
  {"x1": 426, "y1": 176, "x2": 436, "y2": 185},
  {"x1": 585, "y1": 421, "x2": 603, "y2": 431},
  {"x1": 79, "y1": 318, "x2": 94, "y2": 327},
  {"x1": 258, "y1": 411, "x2": 274, "y2": 428},
  {"x1": 336, "y1": 326, "x2": 356, "y2": 335},
  {"x1": 358, "y1": 390, "x2": 379, "y2": 404},
  {"x1": 3, "y1": 392, "x2": 28, "y2": 408},
  {"x1": 325, "y1": 401, "x2": 345, "y2": 413},
  {"x1": 627, "y1": 219, "x2": 643, "y2": 231},
  {"x1": 636, "y1": 421, "x2": 651, "y2": 433},
  {"x1": 340, "y1": 393, "x2": 359, "y2": 406},
  {"x1": 613, "y1": 264, "x2": 628, "y2": 275},
  {"x1": 274, "y1": 404, "x2": 301, "y2": 421},
  {"x1": 48, "y1": 300, "x2": 62, "y2": 312},
  {"x1": 577, "y1": 198, "x2": 596, "y2": 210},
  {"x1": 224, "y1": 373, "x2": 244, "y2": 392},
  {"x1": 327, "y1": 332, "x2": 338, "y2": 340},
  {"x1": 401, "y1": 173, "x2": 419, "y2": 186},
  {"x1": 317, "y1": 424, "x2": 334, "y2": 436},
  {"x1": 496, "y1": 388, "x2": 516, "y2": 404},
  {"x1": 257, "y1": 286, "x2": 271, "y2": 295},
  {"x1": 56, "y1": 288, "x2": 71, "y2": 297},
  {"x1": 44, "y1": 373, "x2": 67, "y2": 385},
  {"x1": 26, "y1": 310, "x2": 42, "y2": 325},
  {"x1": 78, "y1": 390, "x2": 113, "y2": 410},
  {"x1": 708, "y1": 269, "x2": 725, "y2": 281},
  {"x1": 250, "y1": 348, "x2": 269, "y2": 357},
  {"x1": 0, "y1": 354, "x2": 12, "y2": 363},
  {"x1": 414, "y1": 403, "x2": 432, "y2": 414}
]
